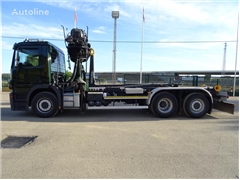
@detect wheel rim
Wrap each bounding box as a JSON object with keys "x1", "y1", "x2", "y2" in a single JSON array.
[
  {"x1": 157, "y1": 98, "x2": 173, "y2": 113},
  {"x1": 37, "y1": 98, "x2": 52, "y2": 113},
  {"x1": 190, "y1": 98, "x2": 204, "y2": 113}
]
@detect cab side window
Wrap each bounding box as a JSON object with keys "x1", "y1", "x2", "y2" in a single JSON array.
[{"x1": 50, "y1": 47, "x2": 65, "y2": 74}]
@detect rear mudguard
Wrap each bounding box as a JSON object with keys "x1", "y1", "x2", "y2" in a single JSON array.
[
  {"x1": 213, "y1": 100, "x2": 235, "y2": 114},
  {"x1": 147, "y1": 87, "x2": 213, "y2": 105}
]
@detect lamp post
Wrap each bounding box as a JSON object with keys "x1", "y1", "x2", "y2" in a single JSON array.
[
  {"x1": 112, "y1": 11, "x2": 119, "y2": 83},
  {"x1": 233, "y1": 12, "x2": 239, "y2": 96}
]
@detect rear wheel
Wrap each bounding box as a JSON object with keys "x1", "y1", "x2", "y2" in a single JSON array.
[
  {"x1": 183, "y1": 93, "x2": 209, "y2": 118},
  {"x1": 31, "y1": 92, "x2": 58, "y2": 118},
  {"x1": 150, "y1": 92, "x2": 178, "y2": 118}
]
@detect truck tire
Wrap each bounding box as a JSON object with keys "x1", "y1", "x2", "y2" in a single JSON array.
[
  {"x1": 31, "y1": 92, "x2": 58, "y2": 118},
  {"x1": 151, "y1": 92, "x2": 178, "y2": 118},
  {"x1": 183, "y1": 93, "x2": 209, "y2": 118}
]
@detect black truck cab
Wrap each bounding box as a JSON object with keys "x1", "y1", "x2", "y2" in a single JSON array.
[{"x1": 9, "y1": 40, "x2": 65, "y2": 111}]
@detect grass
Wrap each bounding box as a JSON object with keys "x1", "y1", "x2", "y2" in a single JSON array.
[{"x1": 2, "y1": 87, "x2": 10, "y2": 92}]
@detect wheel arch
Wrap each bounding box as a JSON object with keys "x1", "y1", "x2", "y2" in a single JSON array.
[
  {"x1": 148, "y1": 87, "x2": 213, "y2": 114},
  {"x1": 181, "y1": 91, "x2": 213, "y2": 114},
  {"x1": 150, "y1": 91, "x2": 178, "y2": 118},
  {"x1": 27, "y1": 85, "x2": 62, "y2": 109}
]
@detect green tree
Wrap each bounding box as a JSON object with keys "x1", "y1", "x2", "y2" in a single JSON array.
[
  {"x1": 26, "y1": 55, "x2": 39, "y2": 66},
  {"x1": 65, "y1": 70, "x2": 72, "y2": 80},
  {"x1": 2, "y1": 74, "x2": 10, "y2": 81}
]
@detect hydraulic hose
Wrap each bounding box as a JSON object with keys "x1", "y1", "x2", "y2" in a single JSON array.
[{"x1": 67, "y1": 59, "x2": 79, "y2": 84}]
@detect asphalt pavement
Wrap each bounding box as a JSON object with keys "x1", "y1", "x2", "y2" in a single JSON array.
[{"x1": 0, "y1": 92, "x2": 239, "y2": 178}]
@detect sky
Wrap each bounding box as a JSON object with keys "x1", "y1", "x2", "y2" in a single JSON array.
[{"x1": 1, "y1": 0, "x2": 239, "y2": 74}]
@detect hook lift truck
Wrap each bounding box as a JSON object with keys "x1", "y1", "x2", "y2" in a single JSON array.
[{"x1": 9, "y1": 26, "x2": 235, "y2": 118}]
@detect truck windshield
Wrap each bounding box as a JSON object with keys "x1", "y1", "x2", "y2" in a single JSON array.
[{"x1": 14, "y1": 48, "x2": 40, "y2": 67}]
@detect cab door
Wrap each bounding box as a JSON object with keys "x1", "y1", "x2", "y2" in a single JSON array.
[{"x1": 11, "y1": 46, "x2": 45, "y2": 94}]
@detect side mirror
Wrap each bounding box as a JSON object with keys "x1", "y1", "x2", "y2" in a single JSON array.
[{"x1": 17, "y1": 62, "x2": 23, "y2": 69}]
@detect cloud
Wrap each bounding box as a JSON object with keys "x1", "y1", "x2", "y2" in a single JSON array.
[
  {"x1": 2, "y1": 41, "x2": 13, "y2": 50},
  {"x1": 37, "y1": 1, "x2": 238, "y2": 39},
  {"x1": 2, "y1": 1, "x2": 238, "y2": 73},
  {"x1": 37, "y1": 1, "x2": 238, "y2": 25},
  {"x1": 92, "y1": 26, "x2": 106, "y2": 34},
  {"x1": 117, "y1": 1, "x2": 238, "y2": 41},
  {"x1": 36, "y1": 0, "x2": 76, "y2": 11},
  {"x1": 103, "y1": 3, "x2": 131, "y2": 17},
  {"x1": 156, "y1": 1, "x2": 209, "y2": 23},
  {"x1": 124, "y1": 1, "x2": 237, "y2": 24},
  {"x1": 2, "y1": 22, "x2": 63, "y2": 39}
]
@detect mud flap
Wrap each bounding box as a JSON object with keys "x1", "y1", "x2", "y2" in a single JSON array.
[{"x1": 213, "y1": 100, "x2": 235, "y2": 114}]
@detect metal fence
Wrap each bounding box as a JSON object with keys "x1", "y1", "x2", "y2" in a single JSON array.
[
  {"x1": 117, "y1": 74, "x2": 239, "y2": 96},
  {"x1": 2, "y1": 73, "x2": 239, "y2": 96}
]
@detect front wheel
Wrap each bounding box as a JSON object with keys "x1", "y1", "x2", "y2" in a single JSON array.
[
  {"x1": 150, "y1": 92, "x2": 178, "y2": 118},
  {"x1": 183, "y1": 93, "x2": 209, "y2": 118},
  {"x1": 31, "y1": 92, "x2": 58, "y2": 118}
]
